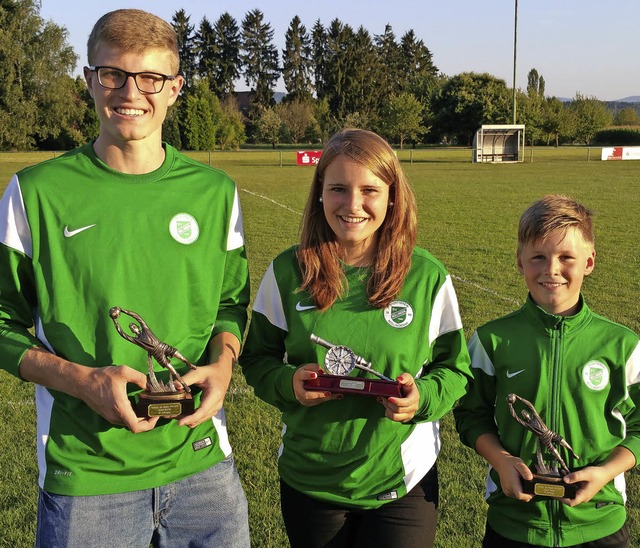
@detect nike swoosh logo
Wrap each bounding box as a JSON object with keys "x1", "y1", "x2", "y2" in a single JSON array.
[
  {"x1": 64, "y1": 224, "x2": 96, "y2": 238},
  {"x1": 506, "y1": 369, "x2": 526, "y2": 379},
  {"x1": 295, "y1": 302, "x2": 316, "y2": 312}
]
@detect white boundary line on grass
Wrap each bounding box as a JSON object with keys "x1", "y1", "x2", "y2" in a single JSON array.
[
  {"x1": 242, "y1": 189, "x2": 521, "y2": 306},
  {"x1": 450, "y1": 274, "x2": 520, "y2": 305},
  {"x1": 241, "y1": 189, "x2": 302, "y2": 216}
]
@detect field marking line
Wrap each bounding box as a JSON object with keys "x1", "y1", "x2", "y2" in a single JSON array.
[
  {"x1": 241, "y1": 189, "x2": 302, "y2": 216},
  {"x1": 451, "y1": 274, "x2": 520, "y2": 305},
  {"x1": 243, "y1": 189, "x2": 520, "y2": 305}
]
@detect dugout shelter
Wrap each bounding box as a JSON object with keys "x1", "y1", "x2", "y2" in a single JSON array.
[{"x1": 472, "y1": 124, "x2": 525, "y2": 163}]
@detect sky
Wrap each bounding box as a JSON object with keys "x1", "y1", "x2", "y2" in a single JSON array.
[{"x1": 40, "y1": 0, "x2": 640, "y2": 102}]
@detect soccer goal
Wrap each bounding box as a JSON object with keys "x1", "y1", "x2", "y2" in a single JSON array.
[{"x1": 472, "y1": 124, "x2": 525, "y2": 163}]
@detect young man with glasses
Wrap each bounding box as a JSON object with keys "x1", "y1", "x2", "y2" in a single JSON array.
[{"x1": 0, "y1": 9, "x2": 250, "y2": 547}]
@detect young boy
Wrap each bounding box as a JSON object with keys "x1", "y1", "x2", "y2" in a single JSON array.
[
  {"x1": 454, "y1": 195, "x2": 640, "y2": 547},
  {"x1": 0, "y1": 9, "x2": 250, "y2": 546}
]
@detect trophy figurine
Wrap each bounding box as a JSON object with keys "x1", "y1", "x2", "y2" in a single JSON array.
[
  {"x1": 110, "y1": 307, "x2": 197, "y2": 418},
  {"x1": 303, "y1": 334, "x2": 402, "y2": 398},
  {"x1": 507, "y1": 393, "x2": 580, "y2": 498}
]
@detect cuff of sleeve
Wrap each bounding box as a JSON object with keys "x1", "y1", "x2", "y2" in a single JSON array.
[
  {"x1": 276, "y1": 365, "x2": 297, "y2": 403},
  {"x1": 456, "y1": 421, "x2": 499, "y2": 450},
  {"x1": 0, "y1": 330, "x2": 39, "y2": 378},
  {"x1": 212, "y1": 320, "x2": 244, "y2": 345},
  {"x1": 619, "y1": 438, "x2": 640, "y2": 467}
]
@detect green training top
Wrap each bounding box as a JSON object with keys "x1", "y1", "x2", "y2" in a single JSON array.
[
  {"x1": 0, "y1": 142, "x2": 250, "y2": 495},
  {"x1": 241, "y1": 245, "x2": 472, "y2": 509},
  {"x1": 455, "y1": 295, "x2": 640, "y2": 546}
]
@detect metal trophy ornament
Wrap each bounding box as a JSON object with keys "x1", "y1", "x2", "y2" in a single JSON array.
[
  {"x1": 507, "y1": 393, "x2": 579, "y2": 498},
  {"x1": 303, "y1": 334, "x2": 402, "y2": 398},
  {"x1": 110, "y1": 307, "x2": 197, "y2": 418}
]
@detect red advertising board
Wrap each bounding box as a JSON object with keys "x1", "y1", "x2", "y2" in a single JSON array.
[{"x1": 296, "y1": 150, "x2": 322, "y2": 166}]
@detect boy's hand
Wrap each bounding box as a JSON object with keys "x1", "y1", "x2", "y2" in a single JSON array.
[
  {"x1": 558, "y1": 466, "x2": 603, "y2": 506},
  {"x1": 475, "y1": 433, "x2": 536, "y2": 502},
  {"x1": 560, "y1": 446, "x2": 636, "y2": 507},
  {"x1": 493, "y1": 453, "x2": 536, "y2": 502},
  {"x1": 377, "y1": 373, "x2": 419, "y2": 422}
]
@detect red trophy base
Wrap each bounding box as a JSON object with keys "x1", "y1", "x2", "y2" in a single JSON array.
[
  {"x1": 135, "y1": 391, "x2": 195, "y2": 418},
  {"x1": 304, "y1": 374, "x2": 402, "y2": 398},
  {"x1": 522, "y1": 474, "x2": 577, "y2": 499}
]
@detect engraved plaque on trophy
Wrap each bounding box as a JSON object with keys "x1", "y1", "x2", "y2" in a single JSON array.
[
  {"x1": 110, "y1": 307, "x2": 197, "y2": 418},
  {"x1": 507, "y1": 393, "x2": 579, "y2": 498},
  {"x1": 303, "y1": 334, "x2": 402, "y2": 398}
]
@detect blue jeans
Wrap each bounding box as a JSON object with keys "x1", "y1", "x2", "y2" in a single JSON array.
[{"x1": 36, "y1": 455, "x2": 250, "y2": 548}]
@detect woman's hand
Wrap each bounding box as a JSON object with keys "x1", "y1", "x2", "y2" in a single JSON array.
[
  {"x1": 377, "y1": 372, "x2": 419, "y2": 422},
  {"x1": 293, "y1": 364, "x2": 343, "y2": 406}
]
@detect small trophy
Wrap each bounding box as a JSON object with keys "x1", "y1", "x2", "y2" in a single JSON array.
[
  {"x1": 303, "y1": 334, "x2": 402, "y2": 398},
  {"x1": 507, "y1": 393, "x2": 579, "y2": 498},
  {"x1": 110, "y1": 307, "x2": 197, "y2": 418}
]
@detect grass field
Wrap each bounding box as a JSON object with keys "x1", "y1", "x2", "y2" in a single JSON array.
[{"x1": 0, "y1": 147, "x2": 638, "y2": 547}]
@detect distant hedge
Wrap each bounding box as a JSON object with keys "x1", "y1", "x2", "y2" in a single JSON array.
[{"x1": 593, "y1": 127, "x2": 640, "y2": 145}]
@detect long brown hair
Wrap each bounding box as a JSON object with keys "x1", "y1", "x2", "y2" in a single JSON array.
[{"x1": 298, "y1": 129, "x2": 417, "y2": 311}]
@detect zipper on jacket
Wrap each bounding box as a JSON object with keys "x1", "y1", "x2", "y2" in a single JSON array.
[{"x1": 550, "y1": 318, "x2": 564, "y2": 547}]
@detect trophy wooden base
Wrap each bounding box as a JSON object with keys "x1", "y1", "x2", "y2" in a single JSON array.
[
  {"x1": 522, "y1": 474, "x2": 577, "y2": 499},
  {"x1": 304, "y1": 374, "x2": 402, "y2": 398},
  {"x1": 134, "y1": 391, "x2": 195, "y2": 418}
]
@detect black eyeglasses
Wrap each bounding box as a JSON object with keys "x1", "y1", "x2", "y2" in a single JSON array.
[{"x1": 88, "y1": 66, "x2": 175, "y2": 94}]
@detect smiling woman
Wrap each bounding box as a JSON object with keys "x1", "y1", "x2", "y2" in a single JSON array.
[
  {"x1": 240, "y1": 128, "x2": 473, "y2": 548},
  {"x1": 320, "y1": 156, "x2": 390, "y2": 267}
]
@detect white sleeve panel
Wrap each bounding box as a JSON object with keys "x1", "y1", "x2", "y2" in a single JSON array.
[
  {"x1": 226, "y1": 185, "x2": 245, "y2": 251},
  {"x1": 428, "y1": 274, "x2": 463, "y2": 345},
  {"x1": 252, "y1": 262, "x2": 288, "y2": 332},
  {"x1": 0, "y1": 175, "x2": 32, "y2": 257},
  {"x1": 626, "y1": 341, "x2": 640, "y2": 386},
  {"x1": 468, "y1": 331, "x2": 496, "y2": 377}
]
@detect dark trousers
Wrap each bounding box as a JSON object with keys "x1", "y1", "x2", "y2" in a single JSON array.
[
  {"x1": 483, "y1": 521, "x2": 630, "y2": 548},
  {"x1": 280, "y1": 465, "x2": 438, "y2": 548}
]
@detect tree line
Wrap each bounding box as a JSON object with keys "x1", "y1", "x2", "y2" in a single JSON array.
[{"x1": 1, "y1": 0, "x2": 639, "y2": 151}]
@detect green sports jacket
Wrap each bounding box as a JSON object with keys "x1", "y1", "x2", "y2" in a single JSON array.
[
  {"x1": 0, "y1": 143, "x2": 250, "y2": 495},
  {"x1": 241, "y1": 245, "x2": 472, "y2": 509},
  {"x1": 454, "y1": 295, "x2": 640, "y2": 546}
]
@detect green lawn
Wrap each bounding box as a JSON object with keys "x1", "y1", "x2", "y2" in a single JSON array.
[{"x1": 0, "y1": 148, "x2": 638, "y2": 547}]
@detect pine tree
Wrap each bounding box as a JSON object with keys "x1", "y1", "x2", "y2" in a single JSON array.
[
  {"x1": 212, "y1": 12, "x2": 241, "y2": 97},
  {"x1": 241, "y1": 9, "x2": 280, "y2": 110},
  {"x1": 196, "y1": 16, "x2": 216, "y2": 91},
  {"x1": 282, "y1": 16, "x2": 313, "y2": 102},
  {"x1": 311, "y1": 20, "x2": 327, "y2": 100},
  {"x1": 374, "y1": 25, "x2": 402, "y2": 101},
  {"x1": 171, "y1": 9, "x2": 197, "y2": 90}
]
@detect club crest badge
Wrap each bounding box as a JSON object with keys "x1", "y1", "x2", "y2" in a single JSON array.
[
  {"x1": 169, "y1": 213, "x2": 199, "y2": 245},
  {"x1": 384, "y1": 300, "x2": 414, "y2": 328},
  {"x1": 582, "y1": 361, "x2": 609, "y2": 391}
]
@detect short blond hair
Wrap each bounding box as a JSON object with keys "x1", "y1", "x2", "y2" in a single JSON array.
[
  {"x1": 518, "y1": 195, "x2": 595, "y2": 252},
  {"x1": 87, "y1": 9, "x2": 180, "y2": 74}
]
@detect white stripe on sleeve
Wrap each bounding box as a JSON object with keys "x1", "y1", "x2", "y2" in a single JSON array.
[
  {"x1": 252, "y1": 262, "x2": 288, "y2": 332},
  {"x1": 226, "y1": 185, "x2": 245, "y2": 251},
  {"x1": 428, "y1": 274, "x2": 463, "y2": 345},
  {"x1": 0, "y1": 175, "x2": 32, "y2": 257}
]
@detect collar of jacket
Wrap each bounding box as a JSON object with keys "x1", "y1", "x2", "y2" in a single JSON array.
[{"x1": 520, "y1": 293, "x2": 591, "y2": 335}]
